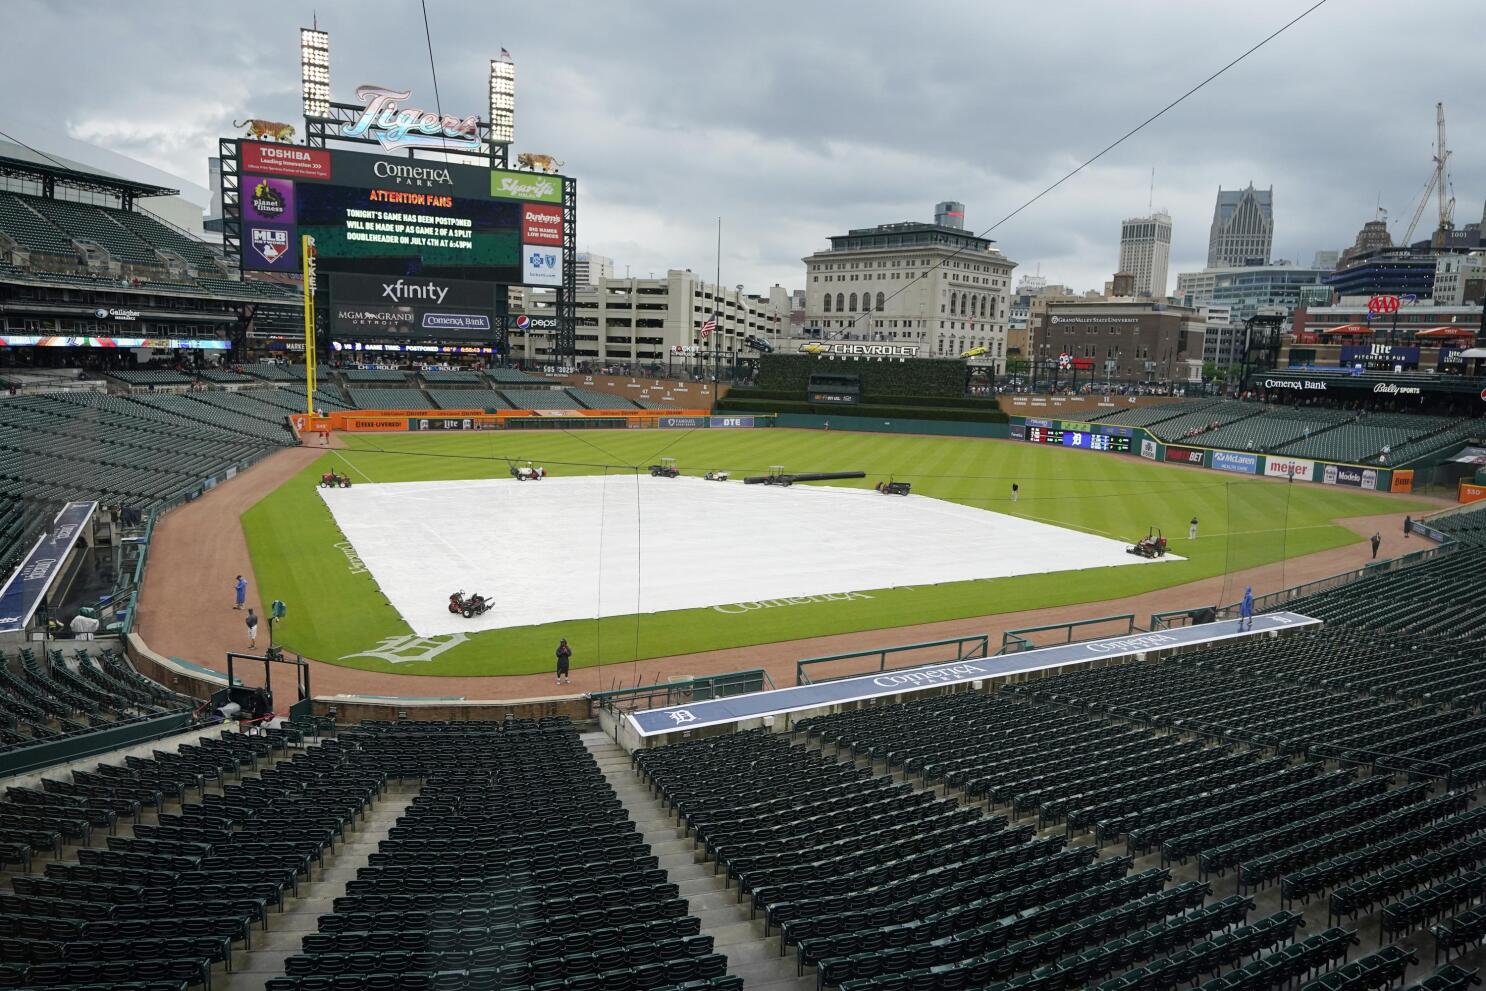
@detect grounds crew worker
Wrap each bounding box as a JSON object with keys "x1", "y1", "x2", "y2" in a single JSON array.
[{"x1": 555, "y1": 638, "x2": 572, "y2": 685}]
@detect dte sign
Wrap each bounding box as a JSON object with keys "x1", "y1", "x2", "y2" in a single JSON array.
[{"x1": 709, "y1": 416, "x2": 754, "y2": 429}]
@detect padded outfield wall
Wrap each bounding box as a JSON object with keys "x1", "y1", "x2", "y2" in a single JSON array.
[{"x1": 1008, "y1": 415, "x2": 1405, "y2": 493}]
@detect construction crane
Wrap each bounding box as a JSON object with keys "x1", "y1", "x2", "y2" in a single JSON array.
[{"x1": 1402, "y1": 102, "x2": 1455, "y2": 245}]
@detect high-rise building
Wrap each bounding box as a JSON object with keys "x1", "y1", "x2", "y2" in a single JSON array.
[
  {"x1": 1207, "y1": 184, "x2": 1274, "y2": 267},
  {"x1": 1117, "y1": 211, "x2": 1172, "y2": 298},
  {"x1": 573, "y1": 252, "x2": 614, "y2": 287},
  {"x1": 935, "y1": 201, "x2": 966, "y2": 230},
  {"x1": 1311, "y1": 249, "x2": 1340, "y2": 270},
  {"x1": 802, "y1": 206, "x2": 1016, "y2": 369}
]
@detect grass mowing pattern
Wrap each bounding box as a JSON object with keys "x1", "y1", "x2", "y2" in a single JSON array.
[{"x1": 241, "y1": 429, "x2": 1426, "y2": 677}]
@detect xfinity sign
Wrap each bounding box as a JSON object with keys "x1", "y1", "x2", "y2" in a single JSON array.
[{"x1": 381, "y1": 280, "x2": 449, "y2": 304}]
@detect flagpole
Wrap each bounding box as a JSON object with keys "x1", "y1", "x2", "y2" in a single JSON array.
[{"x1": 714, "y1": 216, "x2": 721, "y2": 384}]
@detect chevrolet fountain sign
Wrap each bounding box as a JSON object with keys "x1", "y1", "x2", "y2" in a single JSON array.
[{"x1": 798, "y1": 342, "x2": 921, "y2": 359}]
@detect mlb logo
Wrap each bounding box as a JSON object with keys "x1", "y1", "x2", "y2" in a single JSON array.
[{"x1": 253, "y1": 228, "x2": 289, "y2": 264}]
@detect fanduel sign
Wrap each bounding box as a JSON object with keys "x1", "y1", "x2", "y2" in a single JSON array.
[{"x1": 341, "y1": 85, "x2": 480, "y2": 151}]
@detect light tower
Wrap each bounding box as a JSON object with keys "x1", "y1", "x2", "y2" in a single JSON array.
[{"x1": 489, "y1": 53, "x2": 516, "y2": 166}]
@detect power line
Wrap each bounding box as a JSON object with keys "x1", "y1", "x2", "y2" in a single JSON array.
[
  {"x1": 0, "y1": 128, "x2": 80, "y2": 174},
  {"x1": 417, "y1": 0, "x2": 448, "y2": 154},
  {"x1": 826, "y1": 0, "x2": 1330, "y2": 342}
]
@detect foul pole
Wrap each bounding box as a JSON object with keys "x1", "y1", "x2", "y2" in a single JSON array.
[{"x1": 301, "y1": 234, "x2": 318, "y2": 415}]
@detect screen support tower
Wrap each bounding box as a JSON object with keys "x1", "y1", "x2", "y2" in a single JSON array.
[{"x1": 556, "y1": 176, "x2": 577, "y2": 361}]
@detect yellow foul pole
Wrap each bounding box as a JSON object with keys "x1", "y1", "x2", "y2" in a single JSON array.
[{"x1": 301, "y1": 234, "x2": 318, "y2": 415}]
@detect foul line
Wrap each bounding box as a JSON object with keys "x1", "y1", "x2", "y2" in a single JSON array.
[{"x1": 334, "y1": 451, "x2": 374, "y2": 483}]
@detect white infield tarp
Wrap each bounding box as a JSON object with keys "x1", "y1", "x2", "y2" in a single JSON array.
[{"x1": 319, "y1": 475, "x2": 1182, "y2": 636}]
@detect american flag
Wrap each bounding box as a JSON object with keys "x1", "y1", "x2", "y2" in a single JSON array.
[
  {"x1": 500, "y1": 47, "x2": 512, "y2": 59},
  {"x1": 700, "y1": 317, "x2": 716, "y2": 339}
]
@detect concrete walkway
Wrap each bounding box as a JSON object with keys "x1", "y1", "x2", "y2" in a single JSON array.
[{"x1": 583, "y1": 731, "x2": 813, "y2": 991}]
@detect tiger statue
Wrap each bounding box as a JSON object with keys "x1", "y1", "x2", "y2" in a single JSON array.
[
  {"x1": 234, "y1": 119, "x2": 296, "y2": 143},
  {"x1": 516, "y1": 152, "x2": 564, "y2": 173}
]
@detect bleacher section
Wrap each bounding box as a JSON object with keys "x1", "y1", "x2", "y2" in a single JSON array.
[
  {"x1": 486, "y1": 367, "x2": 557, "y2": 386},
  {"x1": 107, "y1": 370, "x2": 191, "y2": 388},
  {"x1": 568, "y1": 387, "x2": 639, "y2": 410},
  {"x1": 1087, "y1": 398, "x2": 1219, "y2": 427},
  {"x1": 0, "y1": 192, "x2": 79, "y2": 259},
  {"x1": 339, "y1": 369, "x2": 410, "y2": 384},
  {"x1": 1148, "y1": 403, "x2": 1261, "y2": 443},
  {"x1": 0, "y1": 647, "x2": 192, "y2": 764},
  {"x1": 23, "y1": 196, "x2": 162, "y2": 267},
  {"x1": 1182, "y1": 406, "x2": 1353, "y2": 453},
  {"x1": 424, "y1": 388, "x2": 510, "y2": 411},
  {"x1": 344, "y1": 388, "x2": 430, "y2": 411},
  {"x1": 267, "y1": 719, "x2": 736, "y2": 991},
  {"x1": 1365, "y1": 419, "x2": 1482, "y2": 467},
  {"x1": 417, "y1": 369, "x2": 484, "y2": 384},
  {"x1": 0, "y1": 391, "x2": 293, "y2": 509},
  {"x1": 241, "y1": 363, "x2": 298, "y2": 383},
  {"x1": 613, "y1": 504, "x2": 1486, "y2": 991},
  {"x1": 0, "y1": 496, "x2": 50, "y2": 597},
  {"x1": 501, "y1": 388, "x2": 584, "y2": 410}
]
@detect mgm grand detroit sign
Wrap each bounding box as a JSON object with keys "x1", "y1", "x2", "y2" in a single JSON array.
[{"x1": 798, "y1": 342, "x2": 921, "y2": 362}]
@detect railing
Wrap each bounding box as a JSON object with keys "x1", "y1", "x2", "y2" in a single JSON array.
[
  {"x1": 1151, "y1": 520, "x2": 1459, "y2": 630},
  {"x1": 589, "y1": 668, "x2": 773, "y2": 716},
  {"x1": 796, "y1": 635, "x2": 989, "y2": 685},
  {"x1": 999, "y1": 614, "x2": 1140, "y2": 654}
]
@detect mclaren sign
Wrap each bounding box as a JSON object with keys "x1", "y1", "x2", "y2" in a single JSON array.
[{"x1": 798, "y1": 342, "x2": 921, "y2": 359}]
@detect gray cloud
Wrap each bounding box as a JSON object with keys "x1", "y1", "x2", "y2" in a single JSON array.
[{"x1": 5, "y1": 0, "x2": 1482, "y2": 294}]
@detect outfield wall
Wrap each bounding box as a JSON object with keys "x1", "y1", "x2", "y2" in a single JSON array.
[
  {"x1": 1009, "y1": 415, "x2": 1404, "y2": 492},
  {"x1": 777, "y1": 413, "x2": 1010, "y2": 438}
]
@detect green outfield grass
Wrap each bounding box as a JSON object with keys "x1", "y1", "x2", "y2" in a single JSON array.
[{"x1": 241, "y1": 428, "x2": 1428, "y2": 677}]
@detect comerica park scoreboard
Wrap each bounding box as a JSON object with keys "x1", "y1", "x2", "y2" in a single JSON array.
[
  {"x1": 1015, "y1": 418, "x2": 1137, "y2": 453},
  {"x1": 1026, "y1": 425, "x2": 1133, "y2": 452}
]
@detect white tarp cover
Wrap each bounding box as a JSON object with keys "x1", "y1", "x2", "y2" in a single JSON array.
[{"x1": 320, "y1": 475, "x2": 1181, "y2": 636}]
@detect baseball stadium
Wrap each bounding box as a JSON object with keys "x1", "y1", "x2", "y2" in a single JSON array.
[{"x1": 4, "y1": 14, "x2": 1486, "y2": 991}]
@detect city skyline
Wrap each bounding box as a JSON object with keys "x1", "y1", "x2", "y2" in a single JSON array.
[{"x1": 3, "y1": 0, "x2": 1482, "y2": 297}]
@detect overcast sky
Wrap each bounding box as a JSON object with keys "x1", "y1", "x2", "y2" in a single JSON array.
[{"x1": 6, "y1": 0, "x2": 1482, "y2": 295}]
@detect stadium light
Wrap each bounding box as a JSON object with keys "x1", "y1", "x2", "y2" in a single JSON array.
[
  {"x1": 489, "y1": 56, "x2": 516, "y2": 146},
  {"x1": 301, "y1": 28, "x2": 331, "y2": 119}
]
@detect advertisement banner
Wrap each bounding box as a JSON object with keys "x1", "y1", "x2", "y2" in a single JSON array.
[
  {"x1": 1140, "y1": 438, "x2": 1157, "y2": 461},
  {"x1": 521, "y1": 203, "x2": 564, "y2": 246},
  {"x1": 244, "y1": 223, "x2": 298, "y2": 272},
  {"x1": 242, "y1": 141, "x2": 332, "y2": 180},
  {"x1": 1340, "y1": 344, "x2": 1420, "y2": 370},
  {"x1": 490, "y1": 169, "x2": 563, "y2": 204},
  {"x1": 1322, "y1": 464, "x2": 1378, "y2": 489},
  {"x1": 409, "y1": 417, "x2": 483, "y2": 431},
  {"x1": 660, "y1": 416, "x2": 707, "y2": 429},
  {"x1": 1390, "y1": 469, "x2": 1414, "y2": 494},
  {"x1": 1163, "y1": 444, "x2": 1205, "y2": 465},
  {"x1": 1009, "y1": 423, "x2": 1026, "y2": 440},
  {"x1": 243, "y1": 175, "x2": 297, "y2": 224},
  {"x1": 1211, "y1": 451, "x2": 1260, "y2": 474},
  {"x1": 522, "y1": 244, "x2": 563, "y2": 287},
  {"x1": 300, "y1": 150, "x2": 495, "y2": 200},
  {"x1": 1264, "y1": 457, "x2": 1314, "y2": 481},
  {"x1": 1460, "y1": 481, "x2": 1486, "y2": 505},
  {"x1": 331, "y1": 273, "x2": 495, "y2": 341},
  {"x1": 709, "y1": 416, "x2": 755, "y2": 428},
  {"x1": 512, "y1": 313, "x2": 558, "y2": 332}
]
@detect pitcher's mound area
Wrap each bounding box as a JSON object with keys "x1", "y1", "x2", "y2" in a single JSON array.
[{"x1": 319, "y1": 475, "x2": 1181, "y2": 636}]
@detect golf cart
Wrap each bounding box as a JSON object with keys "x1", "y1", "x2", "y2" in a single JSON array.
[
  {"x1": 649, "y1": 457, "x2": 680, "y2": 478},
  {"x1": 704, "y1": 470, "x2": 730, "y2": 481},
  {"x1": 875, "y1": 479, "x2": 911, "y2": 496}
]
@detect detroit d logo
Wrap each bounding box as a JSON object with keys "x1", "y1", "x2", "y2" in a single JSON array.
[
  {"x1": 669, "y1": 710, "x2": 697, "y2": 725},
  {"x1": 340, "y1": 633, "x2": 468, "y2": 664}
]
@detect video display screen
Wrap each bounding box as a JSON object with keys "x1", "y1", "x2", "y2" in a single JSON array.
[
  {"x1": 1025, "y1": 426, "x2": 1132, "y2": 452},
  {"x1": 235, "y1": 142, "x2": 563, "y2": 285}
]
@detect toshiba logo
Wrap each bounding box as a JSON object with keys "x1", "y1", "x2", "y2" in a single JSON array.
[{"x1": 263, "y1": 147, "x2": 314, "y2": 160}]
